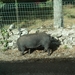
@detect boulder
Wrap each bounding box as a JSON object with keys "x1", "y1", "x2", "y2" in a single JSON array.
[
  {"x1": 29, "y1": 29, "x2": 39, "y2": 34},
  {"x1": 12, "y1": 29, "x2": 20, "y2": 35},
  {"x1": 8, "y1": 35, "x2": 19, "y2": 41},
  {"x1": 21, "y1": 28, "x2": 28, "y2": 35}
]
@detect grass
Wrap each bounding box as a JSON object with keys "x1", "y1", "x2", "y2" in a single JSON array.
[
  {"x1": 63, "y1": 6, "x2": 75, "y2": 28},
  {"x1": 64, "y1": 45, "x2": 69, "y2": 49}
]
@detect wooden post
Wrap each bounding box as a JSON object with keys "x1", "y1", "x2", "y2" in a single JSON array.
[
  {"x1": 15, "y1": 0, "x2": 21, "y2": 36},
  {"x1": 15, "y1": 0, "x2": 18, "y2": 26}
]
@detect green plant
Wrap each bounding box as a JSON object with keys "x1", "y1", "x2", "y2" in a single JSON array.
[
  {"x1": 64, "y1": 45, "x2": 68, "y2": 49},
  {"x1": 0, "y1": 40, "x2": 3, "y2": 44},
  {"x1": 1, "y1": 28, "x2": 9, "y2": 51},
  {"x1": 1, "y1": 28, "x2": 9, "y2": 39}
]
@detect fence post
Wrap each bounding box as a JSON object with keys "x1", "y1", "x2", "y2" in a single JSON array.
[
  {"x1": 53, "y1": 0, "x2": 63, "y2": 28},
  {"x1": 15, "y1": 0, "x2": 18, "y2": 26},
  {"x1": 15, "y1": 0, "x2": 21, "y2": 36}
]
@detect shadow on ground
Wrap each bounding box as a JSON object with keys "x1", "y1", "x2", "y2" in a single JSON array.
[{"x1": 0, "y1": 58, "x2": 75, "y2": 75}]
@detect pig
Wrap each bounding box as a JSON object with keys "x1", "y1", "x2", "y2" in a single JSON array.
[{"x1": 17, "y1": 32, "x2": 52, "y2": 56}]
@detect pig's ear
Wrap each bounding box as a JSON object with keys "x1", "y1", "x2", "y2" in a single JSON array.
[{"x1": 50, "y1": 36, "x2": 54, "y2": 41}]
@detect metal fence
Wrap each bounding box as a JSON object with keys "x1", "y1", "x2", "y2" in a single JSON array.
[
  {"x1": 0, "y1": 1, "x2": 75, "y2": 28},
  {"x1": 63, "y1": 1, "x2": 75, "y2": 28},
  {"x1": 0, "y1": 2, "x2": 53, "y2": 28}
]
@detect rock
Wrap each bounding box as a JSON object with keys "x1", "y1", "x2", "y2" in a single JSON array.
[
  {"x1": 67, "y1": 45, "x2": 73, "y2": 49},
  {"x1": 8, "y1": 35, "x2": 19, "y2": 41},
  {"x1": 21, "y1": 28, "x2": 28, "y2": 35},
  {"x1": 8, "y1": 41, "x2": 17, "y2": 49},
  {"x1": 46, "y1": 30, "x2": 52, "y2": 34},
  {"x1": 72, "y1": 42, "x2": 75, "y2": 46},
  {"x1": 12, "y1": 29, "x2": 20, "y2": 35},
  {"x1": 8, "y1": 42, "x2": 13, "y2": 47},
  {"x1": 72, "y1": 37, "x2": 75, "y2": 46},
  {"x1": 61, "y1": 29, "x2": 69, "y2": 37},
  {"x1": 48, "y1": 28, "x2": 62, "y2": 37},
  {"x1": 39, "y1": 29, "x2": 47, "y2": 33},
  {"x1": 8, "y1": 23, "x2": 15, "y2": 30},
  {"x1": 63, "y1": 39, "x2": 68, "y2": 45},
  {"x1": 29, "y1": 29, "x2": 39, "y2": 34},
  {"x1": 67, "y1": 37, "x2": 73, "y2": 45},
  {"x1": 21, "y1": 31, "x2": 28, "y2": 35},
  {"x1": 21, "y1": 28, "x2": 27, "y2": 31},
  {"x1": 69, "y1": 29, "x2": 75, "y2": 35},
  {"x1": 12, "y1": 42, "x2": 17, "y2": 49},
  {"x1": 70, "y1": 34, "x2": 75, "y2": 38}
]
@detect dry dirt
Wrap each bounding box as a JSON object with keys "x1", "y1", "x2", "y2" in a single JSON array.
[{"x1": 0, "y1": 46, "x2": 75, "y2": 61}]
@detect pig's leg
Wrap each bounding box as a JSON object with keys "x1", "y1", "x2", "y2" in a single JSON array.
[
  {"x1": 44, "y1": 45, "x2": 51, "y2": 56},
  {"x1": 20, "y1": 46, "x2": 25, "y2": 55}
]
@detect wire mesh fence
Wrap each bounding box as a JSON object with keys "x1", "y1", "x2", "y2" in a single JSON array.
[
  {"x1": 0, "y1": 2, "x2": 53, "y2": 28},
  {"x1": 63, "y1": 1, "x2": 75, "y2": 28},
  {"x1": 0, "y1": 1, "x2": 75, "y2": 28}
]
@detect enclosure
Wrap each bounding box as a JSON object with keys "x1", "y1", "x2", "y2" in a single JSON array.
[
  {"x1": 0, "y1": 1, "x2": 75, "y2": 75},
  {"x1": 0, "y1": 1, "x2": 75, "y2": 28},
  {"x1": 0, "y1": 1, "x2": 53, "y2": 28},
  {"x1": 0, "y1": 0, "x2": 75, "y2": 61}
]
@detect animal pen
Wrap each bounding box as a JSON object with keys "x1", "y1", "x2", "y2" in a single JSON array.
[
  {"x1": 0, "y1": 2, "x2": 53, "y2": 28},
  {"x1": 0, "y1": 1, "x2": 75, "y2": 75},
  {"x1": 0, "y1": 1, "x2": 75, "y2": 28}
]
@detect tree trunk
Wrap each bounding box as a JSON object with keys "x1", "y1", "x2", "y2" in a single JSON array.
[{"x1": 53, "y1": 0, "x2": 63, "y2": 28}]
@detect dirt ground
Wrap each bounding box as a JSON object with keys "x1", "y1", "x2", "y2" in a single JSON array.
[{"x1": 0, "y1": 46, "x2": 75, "y2": 61}]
